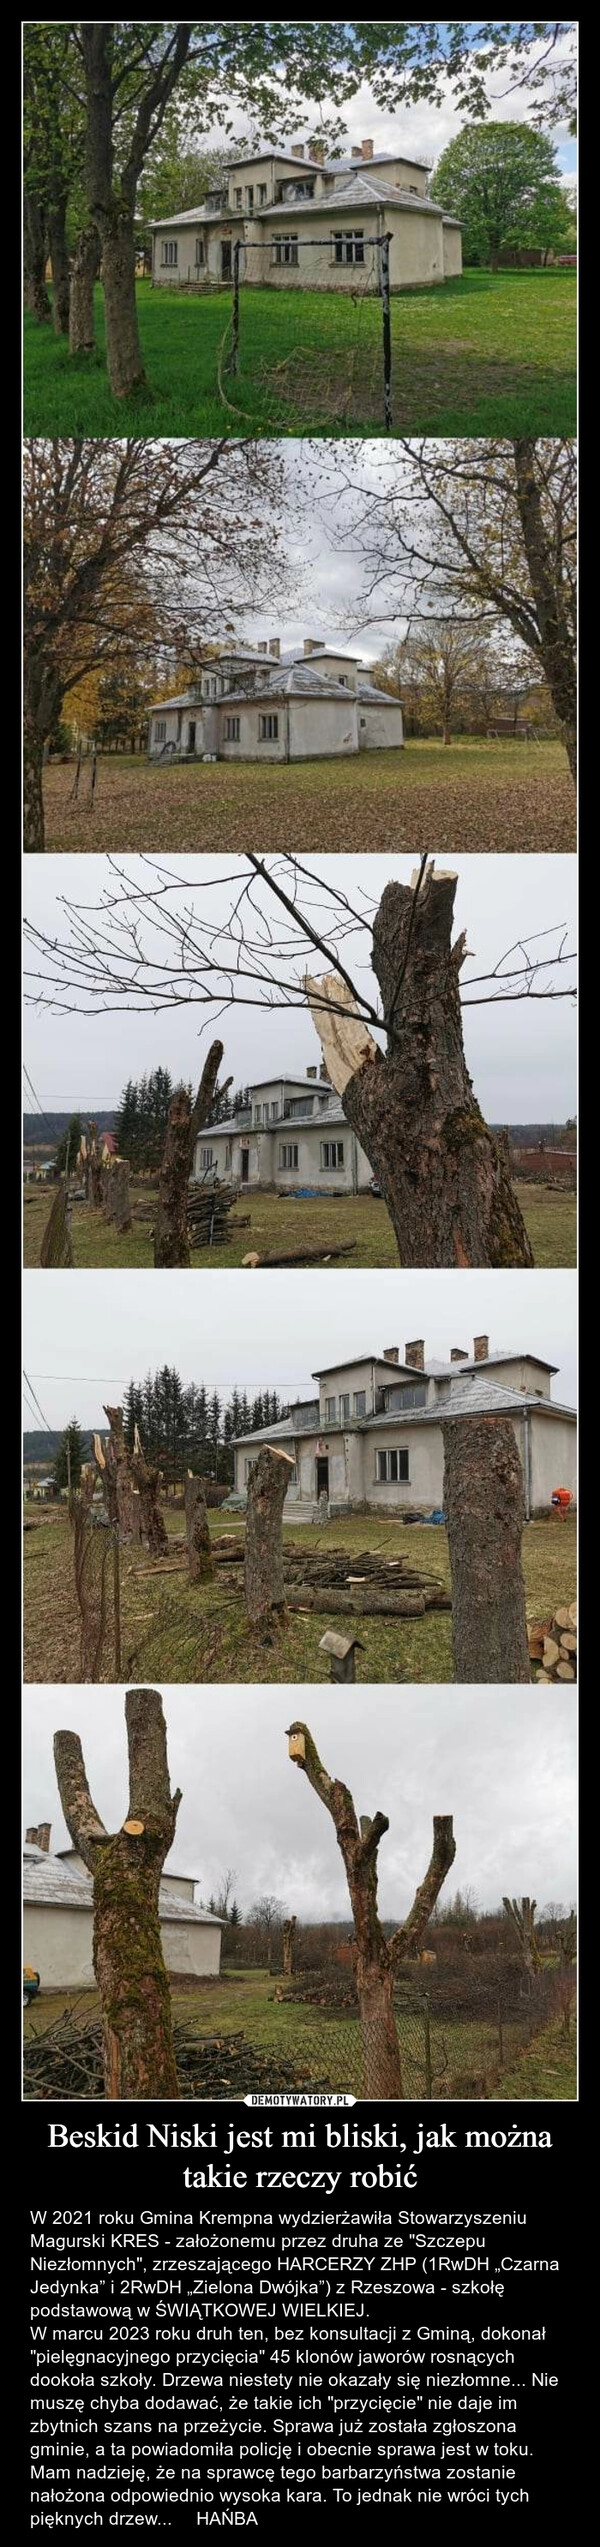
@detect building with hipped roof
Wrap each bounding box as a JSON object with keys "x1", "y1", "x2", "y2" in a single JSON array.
[
  {"x1": 150, "y1": 136, "x2": 462, "y2": 292},
  {"x1": 23, "y1": 1836, "x2": 223, "y2": 1989},
  {"x1": 148, "y1": 636, "x2": 404, "y2": 763}
]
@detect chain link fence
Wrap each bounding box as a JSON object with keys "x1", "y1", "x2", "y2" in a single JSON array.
[{"x1": 267, "y1": 1965, "x2": 576, "y2": 2100}]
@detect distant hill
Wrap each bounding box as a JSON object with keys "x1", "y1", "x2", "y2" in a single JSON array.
[
  {"x1": 24, "y1": 1430, "x2": 107, "y2": 1468},
  {"x1": 23, "y1": 1112, "x2": 116, "y2": 1146},
  {"x1": 492, "y1": 1123, "x2": 576, "y2": 1148}
]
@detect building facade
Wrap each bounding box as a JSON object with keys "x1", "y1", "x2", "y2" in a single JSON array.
[
  {"x1": 231, "y1": 1337, "x2": 577, "y2": 1520},
  {"x1": 23, "y1": 1842, "x2": 223, "y2": 1988},
  {"x1": 193, "y1": 1068, "x2": 373, "y2": 1197},
  {"x1": 150, "y1": 140, "x2": 462, "y2": 294},
  {"x1": 148, "y1": 640, "x2": 404, "y2": 764}
]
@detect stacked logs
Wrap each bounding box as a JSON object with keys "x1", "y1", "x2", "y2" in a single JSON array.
[{"x1": 528, "y1": 1602, "x2": 577, "y2": 1682}]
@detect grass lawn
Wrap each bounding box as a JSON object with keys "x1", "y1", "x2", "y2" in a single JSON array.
[
  {"x1": 22, "y1": 1505, "x2": 576, "y2": 1687},
  {"x1": 23, "y1": 272, "x2": 576, "y2": 438},
  {"x1": 41, "y1": 738, "x2": 576, "y2": 857},
  {"x1": 23, "y1": 1973, "x2": 576, "y2": 2101},
  {"x1": 23, "y1": 1177, "x2": 576, "y2": 1270}
]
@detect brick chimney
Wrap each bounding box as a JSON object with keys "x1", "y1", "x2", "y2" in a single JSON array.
[
  {"x1": 450, "y1": 1347, "x2": 469, "y2": 1364},
  {"x1": 473, "y1": 1334, "x2": 489, "y2": 1363},
  {"x1": 361, "y1": 138, "x2": 374, "y2": 160},
  {"x1": 303, "y1": 637, "x2": 323, "y2": 655},
  {"x1": 319, "y1": 1061, "x2": 330, "y2": 1082},
  {"x1": 257, "y1": 639, "x2": 268, "y2": 653},
  {"x1": 26, "y1": 1822, "x2": 51, "y2": 1851},
  {"x1": 291, "y1": 145, "x2": 305, "y2": 160},
  {"x1": 311, "y1": 139, "x2": 326, "y2": 165},
  {"x1": 383, "y1": 1346, "x2": 399, "y2": 1365},
  {"x1": 268, "y1": 637, "x2": 281, "y2": 659},
  {"x1": 306, "y1": 1065, "x2": 317, "y2": 1079},
  {"x1": 405, "y1": 1339, "x2": 425, "y2": 1371}
]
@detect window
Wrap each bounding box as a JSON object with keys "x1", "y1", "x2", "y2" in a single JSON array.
[
  {"x1": 286, "y1": 1095, "x2": 313, "y2": 1118},
  {"x1": 200, "y1": 1147, "x2": 214, "y2": 1171},
  {"x1": 376, "y1": 1448, "x2": 410, "y2": 1483},
  {"x1": 225, "y1": 1142, "x2": 232, "y2": 1170},
  {"x1": 258, "y1": 183, "x2": 267, "y2": 204},
  {"x1": 387, "y1": 1383, "x2": 427, "y2": 1411},
  {"x1": 258, "y1": 713, "x2": 279, "y2": 741},
  {"x1": 354, "y1": 1390, "x2": 366, "y2": 1417},
  {"x1": 161, "y1": 240, "x2": 178, "y2": 267},
  {"x1": 279, "y1": 1143, "x2": 299, "y2": 1170},
  {"x1": 224, "y1": 715, "x2": 240, "y2": 741},
  {"x1": 270, "y1": 1101, "x2": 278, "y2": 1119},
  {"x1": 234, "y1": 187, "x2": 243, "y2": 207},
  {"x1": 324, "y1": 1396, "x2": 336, "y2": 1422},
  {"x1": 320, "y1": 1140, "x2": 345, "y2": 1170},
  {"x1": 263, "y1": 1104, "x2": 270, "y2": 1124},
  {"x1": 272, "y1": 234, "x2": 299, "y2": 266},
  {"x1": 246, "y1": 186, "x2": 254, "y2": 209},
  {"x1": 339, "y1": 1393, "x2": 350, "y2": 1423},
  {"x1": 194, "y1": 238, "x2": 205, "y2": 267},
  {"x1": 153, "y1": 718, "x2": 167, "y2": 745},
  {"x1": 332, "y1": 230, "x2": 365, "y2": 265},
  {"x1": 254, "y1": 1106, "x2": 261, "y2": 1125}
]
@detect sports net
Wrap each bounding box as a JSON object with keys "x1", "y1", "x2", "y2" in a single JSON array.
[{"x1": 216, "y1": 233, "x2": 393, "y2": 432}]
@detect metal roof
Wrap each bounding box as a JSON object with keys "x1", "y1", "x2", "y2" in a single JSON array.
[{"x1": 23, "y1": 1846, "x2": 222, "y2": 1924}]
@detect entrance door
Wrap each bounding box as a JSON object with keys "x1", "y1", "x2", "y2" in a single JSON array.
[
  {"x1": 241, "y1": 1151, "x2": 249, "y2": 1184},
  {"x1": 316, "y1": 1457, "x2": 329, "y2": 1498},
  {"x1": 187, "y1": 721, "x2": 196, "y2": 753},
  {"x1": 221, "y1": 241, "x2": 232, "y2": 281}
]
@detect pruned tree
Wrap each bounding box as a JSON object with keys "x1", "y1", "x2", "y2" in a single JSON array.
[
  {"x1": 54, "y1": 1687, "x2": 181, "y2": 2098},
  {"x1": 245, "y1": 1448, "x2": 293, "y2": 1631},
  {"x1": 102, "y1": 1158, "x2": 132, "y2": 1234},
  {"x1": 307, "y1": 867, "x2": 534, "y2": 1268},
  {"x1": 443, "y1": 1416, "x2": 531, "y2": 1682},
  {"x1": 282, "y1": 1915, "x2": 297, "y2": 1978},
  {"x1": 131, "y1": 1425, "x2": 168, "y2": 1556},
  {"x1": 40, "y1": 1179, "x2": 74, "y2": 1269},
  {"x1": 287, "y1": 1723, "x2": 455, "y2": 2097},
  {"x1": 502, "y1": 1894, "x2": 541, "y2": 1980},
  {"x1": 185, "y1": 1471, "x2": 214, "y2": 1584},
  {"x1": 96, "y1": 1404, "x2": 141, "y2": 1544},
  {"x1": 154, "y1": 1043, "x2": 230, "y2": 1269}
]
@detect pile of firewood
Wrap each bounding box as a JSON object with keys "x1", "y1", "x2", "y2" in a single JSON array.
[
  {"x1": 23, "y1": 2005, "x2": 334, "y2": 2099},
  {"x1": 187, "y1": 1183, "x2": 241, "y2": 1248},
  {"x1": 528, "y1": 1602, "x2": 577, "y2": 1682},
  {"x1": 207, "y1": 1540, "x2": 451, "y2": 1619}
]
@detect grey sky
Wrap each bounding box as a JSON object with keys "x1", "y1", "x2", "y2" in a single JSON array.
[
  {"x1": 23, "y1": 853, "x2": 577, "y2": 1120},
  {"x1": 23, "y1": 1684, "x2": 577, "y2": 1921},
  {"x1": 22, "y1": 1266, "x2": 576, "y2": 1436}
]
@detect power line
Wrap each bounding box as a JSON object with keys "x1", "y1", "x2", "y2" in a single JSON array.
[
  {"x1": 22, "y1": 1065, "x2": 60, "y2": 1147},
  {"x1": 22, "y1": 1368, "x2": 55, "y2": 1435}
]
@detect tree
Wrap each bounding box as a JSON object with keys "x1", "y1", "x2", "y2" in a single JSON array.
[
  {"x1": 443, "y1": 1416, "x2": 531, "y2": 1682},
  {"x1": 244, "y1": 1447, "x2": 294, "y2": 1630},
  {"x1": 55, "y1": 1112, "x2": 83, "y2": 1175},
  {"x1": 23, "y1": 23, "x2": 85, "y2": 335},
  {"x1": 394, "y1": 622, "x2": 499, "y2": 746},
  {"x1": 307, "y1": 868, "x2": 534, "y2": 1268},
  {"x1": 286, "y1": 1723, "x2": 455, "y2": 2097},
  {"x1": 154, "y1": 1044, "x2": 229, "y2": 1269},
  {"x1": 54, "y1": 1687, "x2": 181, "y2": 2098},
  {"x1": 322, "y1": 437, "x2": 576, "y2": 779},
  {"x1": 54, "y1": 1418, "x2": 85, "y2": 1494},
  {"x1": 502, "y1": 1894, "x2": 541, "y2": 1980},
  {"x1": 185, "y1": 1471, "x2": 213, "y2": 1583},
  {"x1": 23, "y1": 436, "x2": 284, "y2": 850},
  {"x1": 434, "y1": 122, "x2": 571, "y2": 269}
]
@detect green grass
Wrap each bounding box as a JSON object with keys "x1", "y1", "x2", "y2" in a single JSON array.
[
  {"x1": 23, "y1": 1176, "x2": 576, "y2": 1271},
  {"x1": 42, "y1": 738, "x2": 576, "y2": 857},
  {"x1": 23, "y1": 1974, "x2": 576, "y2": 2101},
  {"x1": 22, "y1": 1504, "x2": 576, "y2": 1687},
  {"x1": 24, "y1": 271, "x2": 576, "y2": 438}
]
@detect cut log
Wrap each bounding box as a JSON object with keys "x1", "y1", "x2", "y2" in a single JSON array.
[
  {"x1": 554, "y1": 1605, "x2": 573, "y2": 1630},
  {"x1": 568, "y1": 1602, "x2": 577, "y2": 1628},
  {"x1": 559, "y1": 1632, "x2": 577, "y2": 1655},
  {"x1": 555, "y1": 1661, "x2": 575, "y2": 1681},
  {"x1": 543, "y1": 1637, "x2": 560, "y2": 1669}
]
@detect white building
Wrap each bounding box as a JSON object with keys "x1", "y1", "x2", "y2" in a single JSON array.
[
  {"x1": 231, "y1": 1336, "x2": 577, "y2": 1520},
  {"x1": 23, "y1": 1840, "x2": 223, "y2": 1989},
  {"x1": 148, "y1": 639, "x2": 404, "y2": 765},
  {"x1": 150, "y1": 138, "x2": 462, "y2": 294},
  {"x1": 193, "y1": 1066, "x2": 373, "y2": 1197}
]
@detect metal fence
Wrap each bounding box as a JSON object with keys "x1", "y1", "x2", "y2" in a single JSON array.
[
  {"x1": 265, "y1": 1967, "x2": 576, "y2": 2101},
  {"x1": 216, "y1": 232, "x2": 393, "y2": 431}
]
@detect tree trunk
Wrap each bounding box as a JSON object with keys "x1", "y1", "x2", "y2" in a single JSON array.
[
  {"x1": 24, "y1": 189, "x2": 50, "y2": 320},
  {"x1": 245, "y1": 1449, "x2": 292, "y2": 1628},
  {"x1": 131, "y1": 1429, "x2": 168, "y2": 1555},
  {"x1": 282, "y1": 1916, "x2": 296, "y2": 1978},
  {"x1": 100, "y1": 220, "x2": 146, "y2": 398},
  {"x1": 112, "y1": 1160, "x2": 132, "y2": 1233},
  {"x1": 99, "y1": 1405, "x2": 141, "y2": 1543},
  {"x1": 54, "y1": 1689, "x2": 181, "y2": 2100},
  {"x1": 154, "y1": 1046, "x2": 227, "y2": 1269},
  {"x1": 286, "y1": 1725, "x2": 455, "y2": 2100},
  {"x1": 48, "y1": 200, "x2": 70, "y2": 335},
  {"x1": 513, "y1": 439, "x2": 577, "y2": 782},
  {"x1": 69, "y1": 228, "x2": 99, "y2": 352},
  {"x1": 309, "y1": 871, "x2": 534, "y2": 1268},
  {"x1": 503, "y1": 1894, "x2": 541, "y2": 1980},
  {"x1": 185, "y1": 1472, "x2": 214, "y2": 1582},
  {"x1": 23, "y1": 657, "x2": 63, "y2": 852},
  {"x1": 443, "y1": 1416, "x2": 530, "y2": 1683}
]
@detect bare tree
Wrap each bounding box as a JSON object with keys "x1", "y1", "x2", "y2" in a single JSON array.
[
  {"x1": 318, "y1": 438, "x2": 576, "y2": 779},
  {"x1": 154, "y1": 1043, "x2": 230, "y2": 1270},
  {"x1": 503, "y1": 1894, "x2": 541, "y2": 1980},
  {"x1": 24, "y1": 855, "x2": 575, "y2": 1269},
  {"x1": 282, "y1": 1915, "x2": 297, "y2": 1978},
  {"x1": 23, "y1": 439, "x2": 284, "y2": 850},
  {"x1": 54, "y1": 1687, "x2": 181, "y2": 2098},
  {"x1": 287, "y1": 1722, "x2": 455, "y2": 2097},
  {"x1": 443, "y1": 1415, "x2": 530, "y2": 1682}
]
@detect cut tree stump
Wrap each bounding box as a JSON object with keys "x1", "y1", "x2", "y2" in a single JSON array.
[
  {"x1": 244, "y1": 1448, "x2": 293, "y2": 1630},
  {"x1": 185, "y1": 1472, "x2": 214, "y2": 1583},
  {"x1": 443, "y1": 1415, "x2": 530, "y2": 1683}
]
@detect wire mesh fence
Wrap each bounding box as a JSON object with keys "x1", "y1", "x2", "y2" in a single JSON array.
[{"x1": 213, "y1": 233, "x2": 393, "y2": 431}]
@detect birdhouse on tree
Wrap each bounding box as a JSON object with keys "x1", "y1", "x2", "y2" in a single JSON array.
[{"x1": 287, "y1": 1729, "x2": 306, "y2": 1763}]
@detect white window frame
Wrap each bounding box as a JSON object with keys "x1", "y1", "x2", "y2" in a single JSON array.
[
  {"x1": 339, "y1": 1392, "x2": 350, "y2": 1423},
  {"x1": 258, "y1": 713, "x2": 279, "y2": 741},
  {"x1": 272, "y1": 234, "x2": 299, "y2": 266},
  {"x1": 324, "y1": 1396, "x2": 336, "y2": 1422},
  {"x1": 320, "y1": 1140, "x2": 345, "y2": 1170},
  {"x1": 224, "y1": 715, "x2": 240, "y2": 741},
  {"x1": 332, "y1": 230, "x2": 365, "y2": 266},
  {"x1": 162, "y1": 239, "x2": 178, "y2": 268},
  {"x1": 153, "y1": 717, "x2": 167, "y2": 745},
  {"x1": 354, "y1": 1389, "x2": 366, "y2": 1417},
  {"x1": 278, "y1": 1142, "x2": 299, "y2": 1170},
  {"x1": 200, "y1": 1147, "x2": 214, "y2": 1171},
  {"x1": 376, "y1": 1447, "x2": 410, "y2": 1483}
]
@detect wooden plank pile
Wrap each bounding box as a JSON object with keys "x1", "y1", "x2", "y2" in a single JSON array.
[{"x1": 528, "y1": 1602, "x2": 577, "y2": 1682}]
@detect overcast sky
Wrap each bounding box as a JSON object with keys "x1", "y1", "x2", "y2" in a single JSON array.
[
  {"x1": 22, "y1": 1266, "x2": 576, "y2": 1436},
  {"x1": 23, "y1": 1684, "x2": 577, "y2": 1920},
  {"x1": 23, "y1": 853, "x2": 577, "y2": 1121}
]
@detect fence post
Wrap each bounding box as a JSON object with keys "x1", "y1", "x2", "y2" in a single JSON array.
[
  {"x1": 422, "y1": 1995, "x2": 433, "y2": 2101},
  {"x1": 113, "y1": 1530, "x2": 121, "y2": 1677},
  {"x1": 380, "y1": 234, "x2": 392, "y2": 432},
  {"x1": 230, "y1": 239, "x2": 240, "y2": 377}
]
